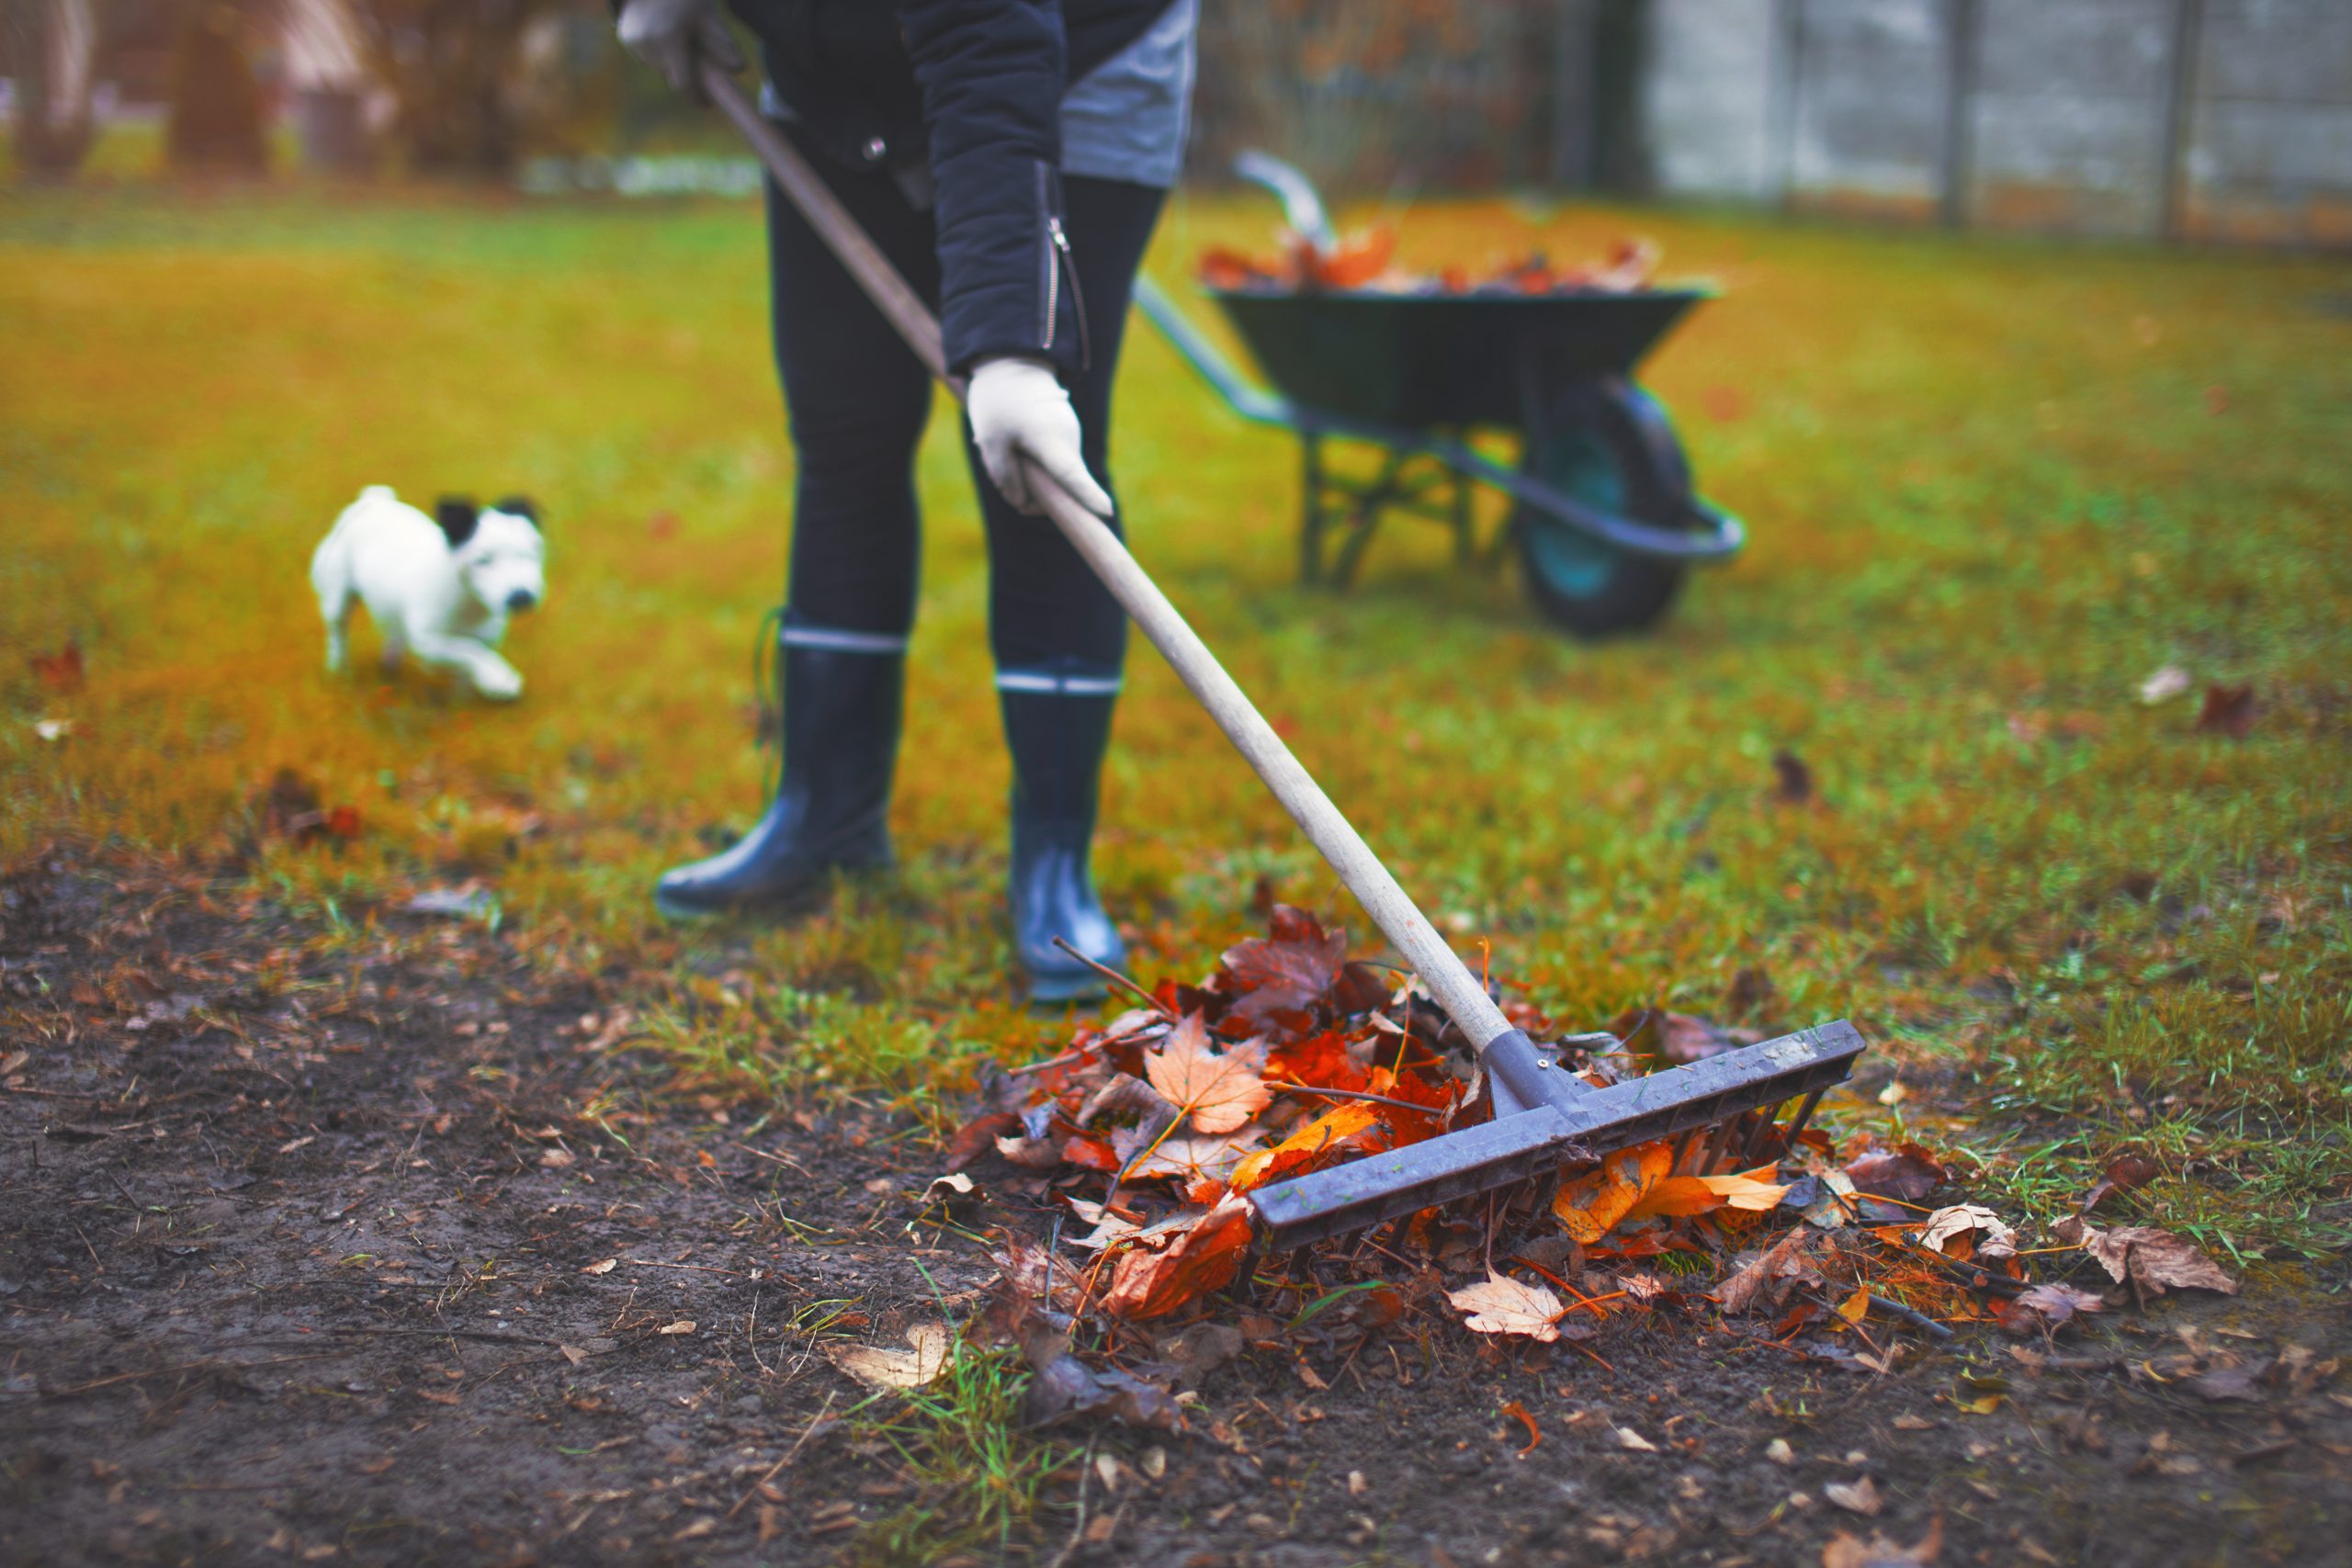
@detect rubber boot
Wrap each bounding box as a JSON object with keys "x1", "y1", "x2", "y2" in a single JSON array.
[
  {"x1": 655, "y1": 616, "x2": 904, "y2": 918},
  {"x1": 1001, "y1": 667, "x2": 1126, "y2": 1004}
]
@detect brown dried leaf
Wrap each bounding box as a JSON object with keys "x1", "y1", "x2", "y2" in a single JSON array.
[
  {"x1": 2082, "y1": 1225, "x2": 2238, "y2": 1296},
  {"x1": 1122, "y1": 1129, "x2": 1265, "y2": 1186},
  {"x1": 1101, "y1": 1193, "x2": 1255, "y2": 1320},
  {"x1": 1996, "y1": 1282, "x2": 2106, "y2": 1335},
  {"x1": 1842, "y1": 1143, "x2": 1949, "y2": 1203},
  {"x1": 1220, "y1": 907, "x2": 1347, "y2": 1006},
  {"x1": 1917, "y1": 1204, "x2": 2017, "y2": 1259},
  {"x1": 1822, "y1": 1517, "x2": 1942, "y2": 1567},
  {"x1": 1824, "y1": 1475, "x2": 1883, "y2": 1516},
  {"x1": 826, "y1": 1323, "x2": 953, "y2": 1390},
  {"x1": 2194, "y1": 683, "x2": 2256, "y2": 739},
  {"x1": 1447, "y1": 1273, "x2": 1566, "y2": 1343},
  {"x1": 1717, "y1": 1227, "x2": 1819, "y2": 1314},
  {"x1": 1144, "y1": 1015, "x2": 1272, "y2": 1135}
]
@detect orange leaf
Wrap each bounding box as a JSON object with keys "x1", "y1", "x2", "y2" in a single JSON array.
[
  {"x1": 1144, "y1": 1014, "x2": 1271, "y2": 1135},
  {"x1": 1623, "y1": 1176, "x2": 1731, "y2": 1222},
  {"x1": 1230, "y1": 1101, "x2": 1381, "y2": 1191},
  {"x1": 1696, "y1": 1167, "x2": 1793, "y2": 1212},
  {"x1": 1100, "y1": 1193, "x2": 1254, "y2": 1320},
  {"x1": 1552, "y1": 1141, "x2": 1673, "y2": 1244}
]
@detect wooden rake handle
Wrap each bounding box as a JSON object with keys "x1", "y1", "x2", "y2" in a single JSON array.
[{"x1": 702, "y1": 64, "x2": 1515, "y2": 1051}]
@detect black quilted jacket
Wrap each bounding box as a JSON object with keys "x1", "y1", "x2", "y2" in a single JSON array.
[{"x1": 729, "y1": 0, "x2": 1173, "y2": 377}]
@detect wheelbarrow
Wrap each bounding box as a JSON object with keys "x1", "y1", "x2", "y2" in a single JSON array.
[{"x1": 1134, "y1": 160, "x2": 1746, "y2": 637}]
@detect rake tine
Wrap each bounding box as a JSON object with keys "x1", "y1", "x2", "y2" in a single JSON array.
[
  {"x1": 1737, "y1": 1105, "x2": 1780, "y2": 1167},
  {"x1": 1669, "y1": 1127, "x2": 1700, "y2": 1176},
  {"x1": 1701, "y1": 1114, "x2": 1740, "y2": 1176},
  {"x1": 1782, "y1": 1087, "x2": 1827, "y2": 1150}
]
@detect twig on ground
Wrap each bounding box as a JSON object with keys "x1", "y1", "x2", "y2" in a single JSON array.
[{"x1": 1049, "y1": 937, "x2": 1173, "y2": 1019}]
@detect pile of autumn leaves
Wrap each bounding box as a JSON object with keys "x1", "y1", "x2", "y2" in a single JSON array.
[
  {"x1": 945, "y1": 908, "x2": 2243, "y2": 1347},
  {"x1": 1198, "y1": 227, "x2": 1663, "y2": 295}
]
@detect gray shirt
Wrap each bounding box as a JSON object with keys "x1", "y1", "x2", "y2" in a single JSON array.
[{"x1": 1059, "y1": 0, "x2": 1196, "y2": 189}]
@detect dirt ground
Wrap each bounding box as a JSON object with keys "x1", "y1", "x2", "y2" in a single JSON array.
[{"x1": 4, "y1": 857, "x2": 2346, "y2": 1567}]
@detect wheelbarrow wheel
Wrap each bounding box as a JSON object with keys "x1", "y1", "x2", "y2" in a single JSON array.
[{"x1": 1511, "y1": 378, "x2": 1694, "y2": 638}]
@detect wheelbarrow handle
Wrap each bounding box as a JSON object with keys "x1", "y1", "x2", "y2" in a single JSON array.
[{"x1": 701, "y1": 64, "x2": 1517, "y2": 1052}]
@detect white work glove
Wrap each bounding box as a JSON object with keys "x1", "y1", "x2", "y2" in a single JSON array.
[
  {"x1": 616, "y1": 0, "x2": 743, "y2": 97},
  {"x1": 967, "y1": 356, "x2": 1114, "y2": 519}
]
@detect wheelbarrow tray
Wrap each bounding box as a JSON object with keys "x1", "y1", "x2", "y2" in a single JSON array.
[{"x1": 1209, "y1": 286, "x2": 1710, "y2": 430}]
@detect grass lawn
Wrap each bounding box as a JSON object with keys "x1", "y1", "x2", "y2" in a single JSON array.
[{"x1": 5, "y1": 180, "x2": 2348, "y2": 1273}]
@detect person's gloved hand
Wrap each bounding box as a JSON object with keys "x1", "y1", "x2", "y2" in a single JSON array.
[
  {"x1": 967, "y1": 357, "x2": 1114, "y2": 519},
  {"x1": 616, "y1": 0, "x2": 743, "y2": 98}
]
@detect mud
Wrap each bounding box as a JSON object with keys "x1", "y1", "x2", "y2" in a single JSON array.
[{"x1": 3, "y1": 860, "x2": 2345, "y2": 1565}]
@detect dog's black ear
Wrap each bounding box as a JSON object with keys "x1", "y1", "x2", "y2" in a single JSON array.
[
  {"x1": 493, "y1": 494, "x2": 539, "y2": 529},
  {"x1": 435, "y1": 496, "x2": 480, "y2": 547}
]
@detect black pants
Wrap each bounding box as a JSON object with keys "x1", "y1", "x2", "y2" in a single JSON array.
[{"x1": 763, "y1": 126, "x2": 1164, "y2": 675}]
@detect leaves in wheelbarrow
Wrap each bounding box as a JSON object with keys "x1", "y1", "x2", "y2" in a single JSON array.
[{"x1": 1144, "y1": 1014, "x2": 1271, "y2": 1135}]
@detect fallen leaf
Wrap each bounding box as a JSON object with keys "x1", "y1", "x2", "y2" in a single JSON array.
[
  {"x1": 1611, "y1": 1009, "x2": 1742, "y2": 1065},
  {"x1": 1717, "y1": 1228, "x2": 1820, "y2": 1314},
  {"x1": 1843, "y1": 1143, "x2": 1948, "y2": 1203},
  {"x1": 1765, "y1": 1438, "x2": 1794, "y2": 1465},
  {"x1": 581, "y1": 1258, "x2": 617, "y2": 1275},
  {"x1": 1996, "y1": 1282, "x2": 2105, "y2": 1336},
  {"x1": 1554, "y1": 1142, "x2": 1673, "y2": 1243},
  {"x1": 1125, "y1": 1129, "x2": 1266, "y2": 1186},
  {"x1": 1219, "y1": 908, "x2": 1346, "y2": 1008},
  {"x1": 1448, "y1": 1273, "x2": 1566, "y2": 1343},
  {"x1": 2186, "y1": 1363, "x2": 2263, "y2": 1403},
  {"x1": 1613, "y1": 1426, "x2": 1658, "y2": 1453},
  {"x1": 1824, "y1": 1475, "x2": 1882, "y2": 1516},
  {"x1": 1917, "y1": 1204, "x2": 2017, "y2": 1259},
  {"x1": 1822, "y1": 1517, "x2": 1942, "y2": 1567},
  {"x1": 1024, "y1": 1355, "x2": 1182, "y2": 1428},
  {"x1": 1101, "y1": 1193, "x2": 1255, "y2": 1320},
  {"x1": 2079, "y1": 1153, "x2": 2162, "y2": 1215},
  {"x1": 32, "y1": 718, "x2": 71, "y2": 742},
  {"x1": 2195, "y1": 683, "x2": 2256, "y2": 739},
  {"x1": 1230, "y1": 1101, "x2": 1381, "y2": 1190},
  {"x1": 1145, "y1": 1015, "x2": 1272, "y2": 1135},
  {"x1": 827, "y1": 1324, "x2": 953, "y2": 1390},
  {"x1": 656, "y1": 1320, "x2": 695, "y2": 1336},
  {"x1": 922, "y1": 1171, "x2": 977, "y2": 1204},
  {"x1": 2138, "y1": 665, "x2": 2190, "y2": 705},
  {"x1": 2080, "y1": 1224, "x2": 2238, "y2": 1297},
  {"x1": 945, "y1": 1111, "x2": 1023, "y2": 1171}
]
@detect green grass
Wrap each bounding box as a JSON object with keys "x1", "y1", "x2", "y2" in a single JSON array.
[
  {"x1": 4, "y1": 180, "x2": 2348, "y2": 1262},
  {"x1": 845, "y1": 1343, "x2": 1080, "y2": 1565}
]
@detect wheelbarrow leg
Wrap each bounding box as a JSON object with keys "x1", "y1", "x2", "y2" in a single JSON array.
[
  {"x1": 1449, "y1": 438, "x2": 1475, "y2": 568},
  {"x1": 1300, "y1": 431, "x2": 1326, "y2": 587}
]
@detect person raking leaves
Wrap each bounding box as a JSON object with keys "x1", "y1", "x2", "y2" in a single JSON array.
[{"x1": 617, "y1": 0, "x2": 1198, "y2": 1003}]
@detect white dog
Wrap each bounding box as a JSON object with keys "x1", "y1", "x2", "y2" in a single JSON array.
[{"x1": 311, "y1": 486, "x2": 547, "y2": 701}]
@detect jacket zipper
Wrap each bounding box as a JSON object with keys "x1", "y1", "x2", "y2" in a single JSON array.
[
  {"x1": 1050, "y1": 215, "x2": 1091, "y2": 371},
  {"x1": 1037, "y1": 163, "x2": 1057, "y2": 353},
  {"x1": 1035, "y1": 164, "x2": 1091, "y2": 370}
]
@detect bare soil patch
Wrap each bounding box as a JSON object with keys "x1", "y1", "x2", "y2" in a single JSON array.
[{"x1": 3, "y1": 858, "x2": 2345, "y2": 1566}]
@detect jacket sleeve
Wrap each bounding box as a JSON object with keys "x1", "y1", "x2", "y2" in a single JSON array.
[{"x1": 899, "y1": 0, "x2": 1085, "y2": 378}]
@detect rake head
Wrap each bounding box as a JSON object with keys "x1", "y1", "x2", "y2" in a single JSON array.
[{"x1": 1247, "y1": 1021, "x2": 1864, "y2": 1249}]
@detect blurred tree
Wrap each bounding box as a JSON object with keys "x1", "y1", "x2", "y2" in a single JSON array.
[
  {"x1": 345, "y1": 0, "x2": 576, "y2": 174},
  {"x1": 5, "y1": 0, "x2": 100, "y2": 181},
  {"x1": 167, "y1": 0, "x2": 269, "y2": 175}
]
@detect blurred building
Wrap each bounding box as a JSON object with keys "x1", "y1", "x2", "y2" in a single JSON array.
[
  {"x1": 1644, "y1": 0, "x2": 2351, "y2": 247},
  {"x1": 1196, "y1": 0, "x2": 2349, "y2": 248}
]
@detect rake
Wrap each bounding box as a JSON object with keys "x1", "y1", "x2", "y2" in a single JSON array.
[{"x1": 700, "y1": 64, "x2": 1863, "y2": 1250}]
